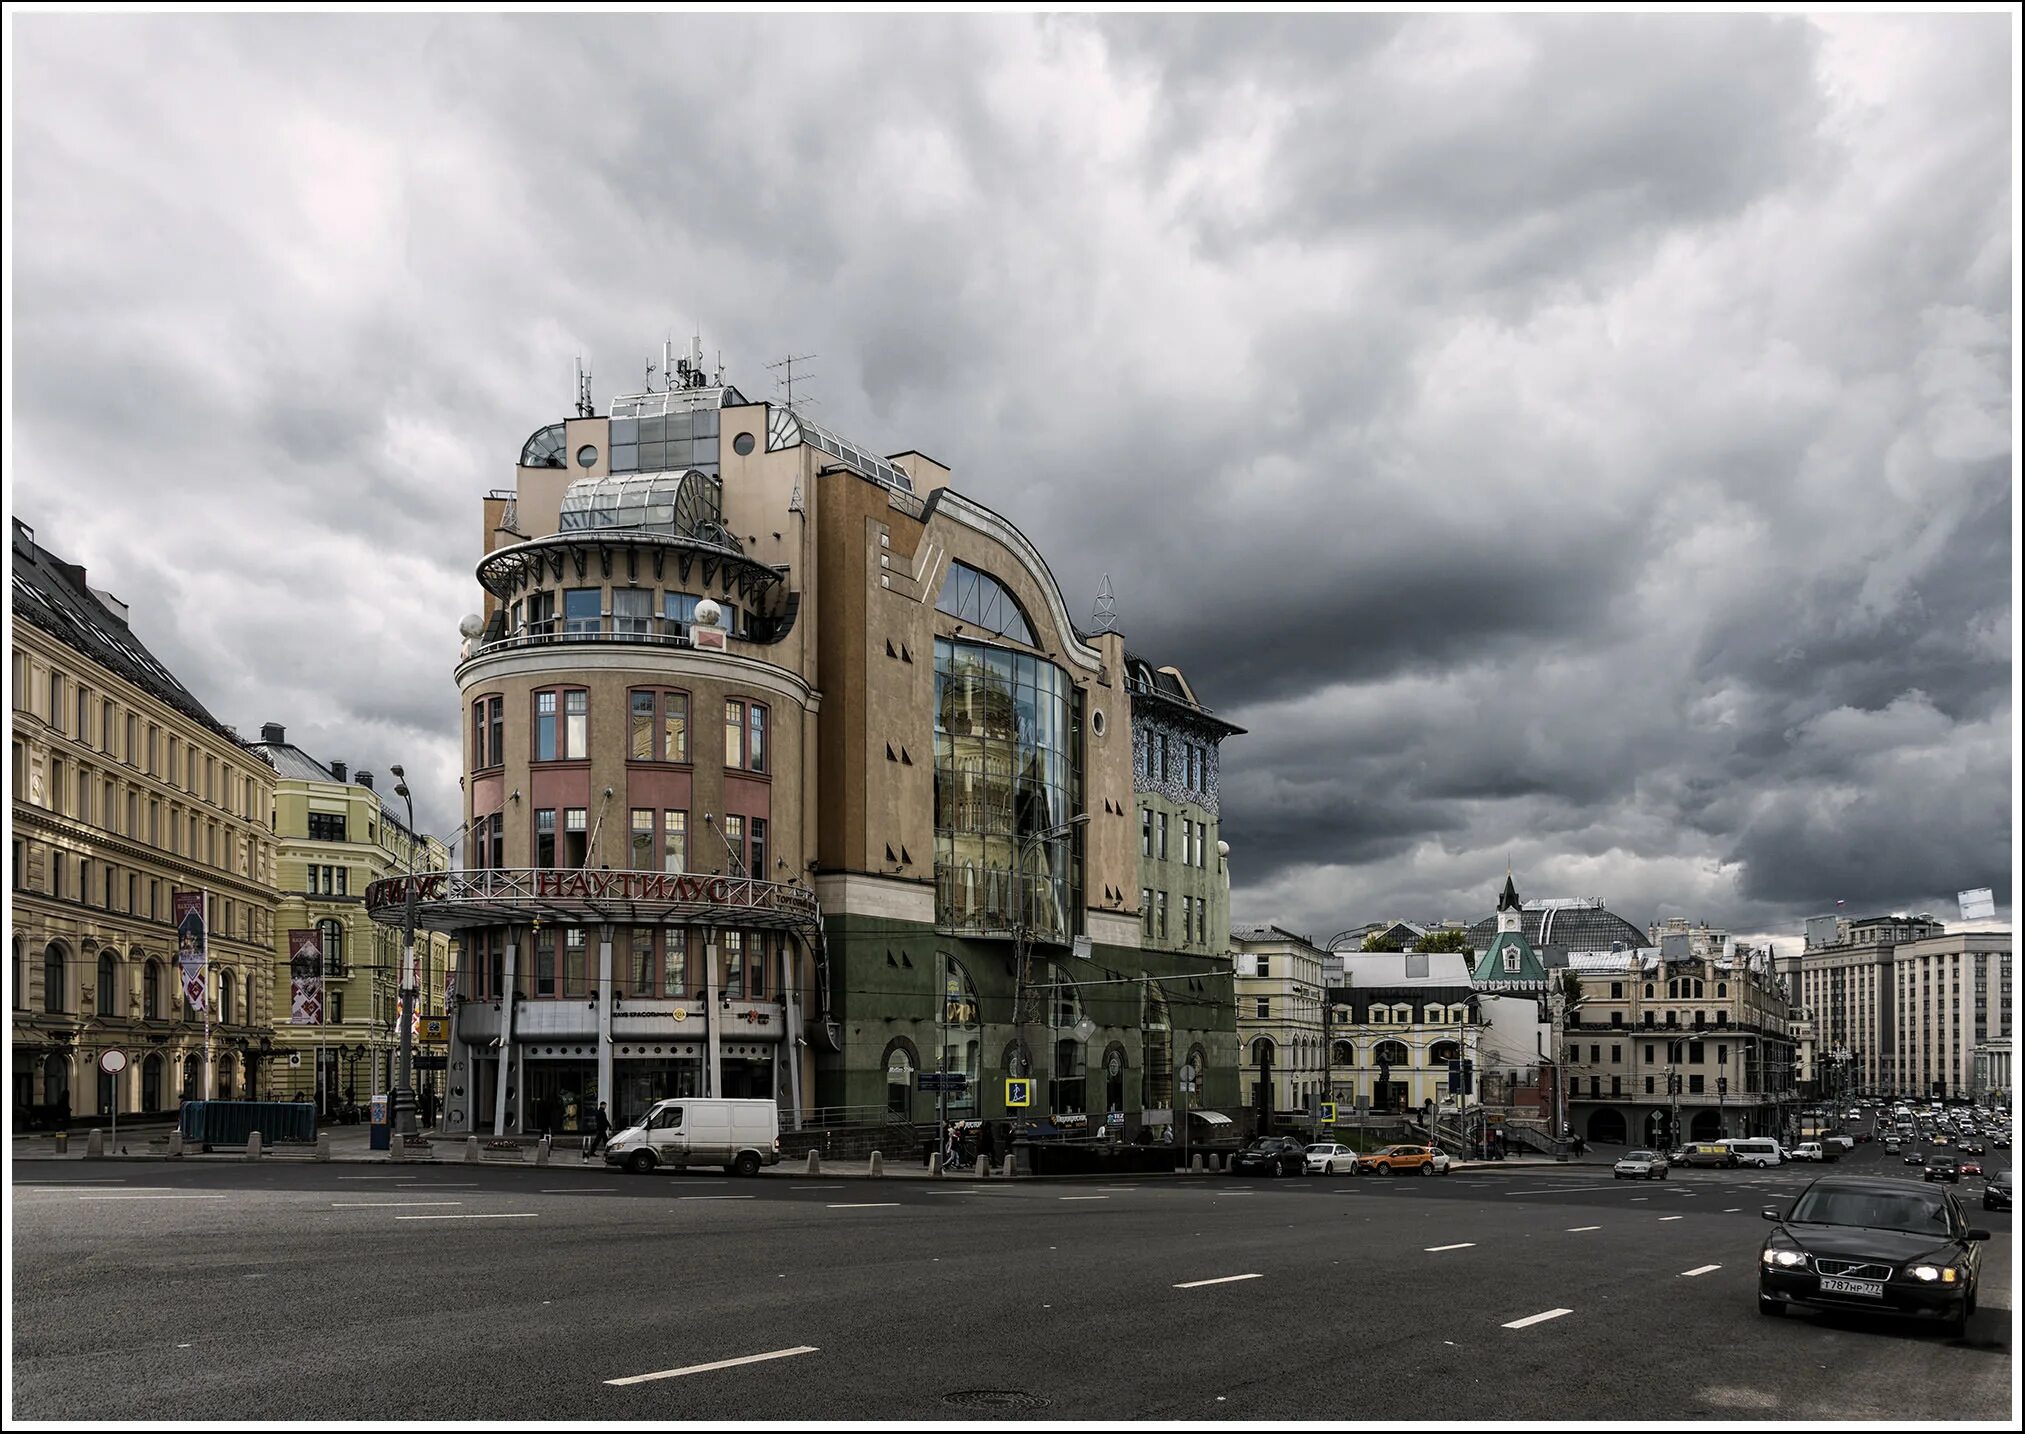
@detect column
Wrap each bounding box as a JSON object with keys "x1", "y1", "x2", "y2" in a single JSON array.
[
  {"x1": 493, "y1": 927, "x2": 519, "y2": 1138},
  {"x1": 781, "y1": 934, "x2": 804, "y2": 1128},
  {"x1": 704, "y1": 928, "x2": 720, "y2": 1098},
  {"x1": 597, "y1": 925, "x2": 615, "y2": 1117}
]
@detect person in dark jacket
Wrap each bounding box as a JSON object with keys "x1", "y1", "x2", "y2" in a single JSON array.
[
  {"x1": 978, "y1": 1121, "x2": 998, "y2": 1168},
  {"x1": 587, "y1": 1101, "x2": 613, "y2": 1157}
]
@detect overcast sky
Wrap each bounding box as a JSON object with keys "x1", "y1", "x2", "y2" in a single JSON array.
[{"x1": 8, "y1": 12, "x2": 2014, "y2": 949}]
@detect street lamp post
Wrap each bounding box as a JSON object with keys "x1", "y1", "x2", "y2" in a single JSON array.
[{"x1": 390, "y1": 766, "x2": 419, "y2": 1138}]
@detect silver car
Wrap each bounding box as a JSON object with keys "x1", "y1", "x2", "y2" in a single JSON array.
[{"x1": 1613, "y1": 1148, "x2": 1670, "y2": 1181}]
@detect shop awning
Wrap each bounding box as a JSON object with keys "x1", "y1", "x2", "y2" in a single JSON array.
[{"x1": 1188, "y1": 1110, "x2": 1234, "y2": 1126}]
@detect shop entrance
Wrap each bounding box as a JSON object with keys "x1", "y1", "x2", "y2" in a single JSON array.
[
  {"x1": 615, "y1": 1059, "x2": 701, "y2": 1129},
  {"x1": 524, "y1": 1061, "x2": 598, "y2": 1136},
  {"x1": 720, "y1": 1059, "x2": 775, "y2": 1100}
]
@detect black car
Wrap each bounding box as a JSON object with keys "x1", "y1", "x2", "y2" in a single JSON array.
[
  {"x1": 1759, "y1": 1176, "x2": 1989, "y2": 1337},
  {"x1": 1903, "y1": 1151, "x2": 1926, "y2": 1165},
  {"x1": 1985, "y1": 1169, "x2": 2012, "y2": 1212},
  {"x1": 1925, "y1": 1156, "x2": 1961, "y2": 1184},
  {"x1": 1231, "y1": 1136, "x2": 1307, "y2": 1177}
]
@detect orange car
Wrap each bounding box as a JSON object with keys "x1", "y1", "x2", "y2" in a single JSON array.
[{"x1": 1357, "y1": 1144, "x2": 1451, "y2": 1177}]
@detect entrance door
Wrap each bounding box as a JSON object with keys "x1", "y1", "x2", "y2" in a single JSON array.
[{"x1": 524, "y1": 1061, "x2": 597, "y2": 1135}]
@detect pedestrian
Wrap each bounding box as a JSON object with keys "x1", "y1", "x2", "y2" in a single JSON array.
[
  {"x1": 587, "y1": 1101, "x2": 612, "y2": 1159},
  {"x1": 979, "y1": 1120, "x2": 997, "y2": 1169},
  {"x1": 943, "y1": 1123, "x2": 962, "y2": 1171}
]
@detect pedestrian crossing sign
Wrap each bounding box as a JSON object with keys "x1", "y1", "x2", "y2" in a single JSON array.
[
  {"x1": 1005, "y1": 1078, "x2": 1033, "y2": 1108},
  {"x1": 1321, "y1": 1103, "x2": 1337, "y2": 1122}
]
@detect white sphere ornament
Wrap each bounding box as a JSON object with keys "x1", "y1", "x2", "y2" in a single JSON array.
[
  {"x1": 693, "y1": 598, "x2": 723, "y2": 628},
  {"x1": 458, "y1": 613, "x2": 485, "y2": 638},
  {"x1": 1217, "y1": 840, "x2": 1231, "y2": 858}
]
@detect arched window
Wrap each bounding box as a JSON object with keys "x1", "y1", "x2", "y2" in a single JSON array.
[
  {"x1": 1250, "y1": 1036, "x2": 1276, "y2": 1069},
  {"x1": 1717, "y1": 982, "x2": 1727, "y2": 998},
  {"x1": 1101, "y1": 1043, "x2": 1127, "y2": 1113},
  {"x1": 97, "y1": 950, "x2": 121, "y2": 1016},
  {"x1": 43, "y1": 942, "x2": 67, "y2": 1014},
  {"x1": 219, "y1": 970, "x2": 236, "y2": 1027},
  {"x1": 1374, "y1": 1040, "x2": 1410, "y2": 1069},
  {"x1": 12, "y1": 938, "x2": 22, "y2": 1010},
  {"x1": 1645, "y1": 983, "x2": 1654, "y2": 998},
  {"x1": 1333, "y1": 1040, "x2": 1354, "y2": 1065},
  {"x1": 882, "y1": 1041, "x2": 916, "y2": 1118},
  {"x1": 1141, "y1": 983, "x2": 1172, "y2": 1109},
  {"x1": 217, "y1": 1054, "x2": 236, "y2": 1100},
  {"x1": 934, "y1": 560, "x2": 1036, "y2": 645},
  {"x1": 144, "y1": 960, "x2": 161, "y2": 1019},
  {"x1": 1430, "y1": 1040, "x2": 1460, "y2": 1065}
]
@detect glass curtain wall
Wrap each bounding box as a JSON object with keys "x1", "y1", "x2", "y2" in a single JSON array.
[{"x1": 933, "y1": 637, "x2": 1078, "y2": 940}]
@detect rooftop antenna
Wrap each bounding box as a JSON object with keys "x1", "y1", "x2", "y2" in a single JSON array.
[
  {"x1": 1089, "y1": 573, "x2": 1118, "y2": 634},
  {"x1": 574, "y1": 356, "x2": 595, "y2": 418},
  {"x1": 768, "y1": 352, "x2": 818, "y2": 411}
]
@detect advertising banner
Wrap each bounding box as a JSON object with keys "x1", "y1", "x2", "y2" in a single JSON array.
[
  {"x1": 289, "y1": 929, "x2": 325, "y2": 1025},
  {"x1": 173, "y1": 890, "x2": 208, "y2": 1012}
]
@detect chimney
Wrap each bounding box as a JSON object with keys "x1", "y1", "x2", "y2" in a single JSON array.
[
  {"x1": 356, "y1": 771, "x2": 374, "y2": 790},
  {"x1": 330, "y1": 760, "x2": 348, "y2": 783},
  {"x1": 260, "y1": 723, "x2": 285, "y2": 745}
]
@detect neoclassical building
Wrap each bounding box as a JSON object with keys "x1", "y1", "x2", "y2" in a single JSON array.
[
  {"x1": 369, "y1": 356, "x2": 1239, "y2": 1136},
  {"x1": 11, "y1": 518, "x2": 280, "y2": 1126}
]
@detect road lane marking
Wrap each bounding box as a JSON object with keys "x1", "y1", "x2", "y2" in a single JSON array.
[
  {"x1": 1681, "y1": 1265, "x2": 1721, "y2": 1277},
  {"x1": 1630, "y1": 1197, "x2": 1648, "y2": 1202},
  {"x1": 1060, "y1": 1196, "x2": 1110, "y2": 1202},
  {"x1": 1659, "y1": 1216, "x2": 1685, "y2": 1221},
  {"x1": 1566, "y1": 1225, "x2": 1602, "y2": 1232},
  {"x1": 395, "y1": 1213, "x2": 539, "y2": 1220},
  {"x1": 1502, "y1": 1186, "x2": 1623, "y2": 1197},
  {"x1": 1174, "y1": 1273, "x2": 1263, "y2": 1289},
  {"x1": 1503, "y1": 1309, "x2": 1574, "y2": 1329},
  {"x1": 606, "y1": 1345, "x2": 818, "y2": 1386},
  {"x1": 396, "y1": 1182, "x2": 477, "y2": 1188},
  {"x1": 827, "y1": 1203, "x2": 900, "y2": 1209},
  {"x1": 331, "y1": 1201, "x2": 463, "y2": 1208},
  {"x1": 1723, "y1": 1208, "x2": 1742, "y2": 1213},
  {"x1": 14, "y1": 1179, "x2": 129, "y2": 1185},
  {"x1": 678, "y1": 1196, "x2": 755, "y2": 1201},
  {"x1": 76, "y1": 1194, "x2": 227, "y2": 1201},
  {"x1": 1425, "y1": 1243, "x2": 1476, "y2": 1252},
  {"x1": 337, "y1": 1176, "x2": 414, "y2": 1181},
  {"x1": 540, "y1": 1188, "x2": 616, "y2": 1193},
  {"x1": 790, "y1": 1185, "x2": 845, "y2": 1190}
]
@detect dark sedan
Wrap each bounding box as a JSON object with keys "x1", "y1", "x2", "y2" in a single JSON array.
[
  {"x1": 1903, "y1": 1151, "x2": 1926, "y2": 1165},
  {"x1": 1985, "y1": 1170, "x2": 2012, "y2": 1212},
  {"x1": 1924, "y1": 1156, "x2": 1961, "y2": 1184},
  {"x1": 1230, "y1": 1136, "x2": 1307, "y2": 1177},
  {"x1": 1759, "y1": 1177, "x2": 1989, "y2": 1337}
]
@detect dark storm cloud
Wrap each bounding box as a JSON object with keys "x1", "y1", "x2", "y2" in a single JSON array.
[{"x1": 6, "y1": 13, "x2": 2012, "y2": 939}]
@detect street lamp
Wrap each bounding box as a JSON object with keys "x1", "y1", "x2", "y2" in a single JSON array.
[
  {"x1": 1008, "y1": 814, "x2": 1090, "y2": 1093},
  {"x1": 390, "y1": 765, "x2": 419, "y2": 1138}
]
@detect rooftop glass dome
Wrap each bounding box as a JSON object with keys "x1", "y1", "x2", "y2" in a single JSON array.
[{"x1": 557, "y1": 470, "x2": 726, "y2": 544}]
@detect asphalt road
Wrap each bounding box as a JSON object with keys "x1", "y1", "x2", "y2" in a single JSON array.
[{"x1": 8, "y1": 1136, "x2": 2014, "y2": 1423}]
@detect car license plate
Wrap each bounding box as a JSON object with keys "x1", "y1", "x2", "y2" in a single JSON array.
[{"x1": 1818, "y1": 1277, "x2": 1884, "y2": 1298}]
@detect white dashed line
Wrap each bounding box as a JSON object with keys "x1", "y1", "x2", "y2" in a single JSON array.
[
  {"x1": 76, "y1": 1194, "x2": 227, "y2": 1201},
  {"x1": 540, "y1": 1187, "x2": 616, "y2": 1193},
  {"x1": 1174, "y1": 1273, "x2": 1264, "y2": 1289},
  {"x1": 395, "y1": 1212, "x2": 539, "y2": 1220},
  {"x1": 826, "y1": 1203, "x2": 900, "y2": 1209},
  {"x1": 1566, "y1": 1225, "x2": 1602, "y2": 1232},
  {"x1": 1503, "y1": 1308, "x2": 1574, "y2": 1329},
  {"x1": 331, "y1": 1201, "x2": 463, "y2": 1208},
  {"x1": 1425, "y1": 1243, "x2": 1476, "y2": 1252},
  {"x1": 1659, "y1": 1215, "x2": 1685, "y2": 1221},
  {"x1": 606, "y1": 1345, "x2": 819, "y2": 1386},
  {"x1": 1630, "y1": 1198, "x2": 1649, "y2": 1202},
  {"x1": 1060, "y1": 1196, "x2": 1110, "y2": 1202},
  {"x1": 1681, "y1": 1265, "x2": 1721, "y2": 1277},
  {"x1": 1723, "y1": 1208, "x2": 1742, "y2": 1213},
  {"x1": 790, "y1": 1185, "x2": 845, "y2": 1190},
  {"x1": 678, "y1": 1196, "x2": 756, "y2": 1201}
]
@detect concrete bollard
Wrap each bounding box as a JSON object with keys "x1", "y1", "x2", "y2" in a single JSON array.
[
  {"x1": 86, "y1": 1129, "x2": 104, "y2": 1159},
  {"x1": 465, "y1": 1136, "x2": 480, "y2": 1164},
  {"x1": 1002, "y1": 1154, "x2": 1015, "y2": 1179},
  {"x1": 167, "y1": 1132, "x2": 183, "y2": 1158},
  {"x1": 977, "y1": 1157, "x2": 990, "y2": 1179},
  {"x1": 536, "y1": 1135, "x2": 551, "y2": 1167},
  {"x1": 247, "y1": 1131, "x2": 263, "y2": 1160},
  {"x1": 1191, "y1": 1153, "x2": 1203, "y2": 1173},
  {"x1": 868, "y1": 1149, "x2": 884, "y2": 1177},
  {"x1": 805, "y1": 1150, "x2": 820, "y2": 1175},
  {"x1": 316, "y1": 1134, "x2": 331, "y2": 1162},
  {"x1": 929, "y1": 1154, "x2": 943, "y2": 1177}
]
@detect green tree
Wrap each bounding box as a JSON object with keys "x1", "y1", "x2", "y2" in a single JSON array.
[
  {"x1": 1412, "y1": 928, "x2": 1472, "y2": 954},
  {"x1": 1360, "y1": 929, "x2": 1404, "y2": 952}
]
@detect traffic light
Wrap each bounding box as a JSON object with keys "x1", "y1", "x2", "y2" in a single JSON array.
[
  {"x1": 1463, "y1": 1059, "x2": 1475, "y2": 1095},
  {"x1": 1447, "y1": 1058, "x2": 1463, "y2": 1094},
  {"x1": 1718, "y1": 1076, "x2": 1728, "y2": 1096}
]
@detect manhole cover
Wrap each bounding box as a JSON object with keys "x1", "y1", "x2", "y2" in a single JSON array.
[{"x1": 942, "y1": 1390, "x2": 1051, "y2": 1411}]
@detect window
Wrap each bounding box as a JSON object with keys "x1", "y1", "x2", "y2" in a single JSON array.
[
  {"x1": 1181, "y1": 894, "x2": 1193, "y2": 944},
  {"x1": 630, "y1": 810, "x2": 654, "y2": 869},
  {"x1": 1140, "y1": 808, "x2": 1151, "y2": 857},
  {"x1": 535, "y1": 692, "x2": 557, "y2": 761},
  {"x1": 630, "y1": 928, "x2": 656, "y2": 997},
  {"x1": 97, "y1": 951, "x2": 120, "y2": 1016},
  {"x1": 535, "y1": 929, "x2": 555, "y2": 996},
  {"x1": 750, "y1": 818, "x2": 768, "y2": 881},
  {"x1": 1645, "y1": 1075, "x2": 1655, "y2": 1094},
  {"x1": 723, "y1": 930, "x2": 744, "y2": 999},
  {"x1": 1256, "y1": 997, "x2": 1270, "y2": 1019},
  {"x1": 723, "y1": 815, "x2": 745, "y2": 876},
  {"x1": 563, "y1": 929, "x2": 587, "y2": 996},
  {"x1": 630, "y1": 688, "x2": 688, "y2": 762},
  {"x1": 631, "y1": 692, "x2": 655, "y2": 760},
  {"x1": 44, "y1": 943, "x2": 66, "y2": 1013},
  {"x1": 144, "y1": 960, "x2": 160, "y2": 1019},
  {"x1": 1156, "y1": 890, "x2": 1167, "y2": 940},
  {"x1": 307, "y1": 813, "x2": 347, "y2": 842},
  {"x1": 565, "y1": 691, "x2": 588, "y2": 758},
  {"x1": 49, "y1": 671, "x2": 64, "y2": 732},
  {"x1": 749, "y1": 703, "x2": 767, "y2": 773},
  {"x1": 535, "y1": 809, "x2": 557, "y2": 868},
  {"x1": 749, "y1": 933, "x2": 766, "y2": 999},
  {"x1": 563, "y1": 808, "x2": 588, "y2": 868},
  {"x1": 724, "y1": 701, "x2": 744, "y2": 768},
  {"x1": 1140, "y1": 887, "x2": 1154, "y2": 936},
  {"x1": 933, "y1": 559, "x2": 1036, "y2": 644},
  {"x1": 662, "y1": 811, "x2": 687, "y2": 874},
  {"x1": 563, "y1": 587, "x2": 601, "y2": 635},
  {"x1": 613, "y1": 586, "x2": 652, "y2": 636},
  {"x1": 318, "y1": 920, "x2": 345, "y2": 977},
  {"x1": 663, "y1": 929, "x2": 687, "y2": 997},
  {"x1": 1157, "y1": 812, "x2": 1168, "y2": 860}
]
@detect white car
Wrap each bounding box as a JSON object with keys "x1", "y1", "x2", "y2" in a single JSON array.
[
  {"x1": 1304, "y1": 1142, "x2": 1359, "y2": 1175},
  {"x1": 1790, "y1": 1143, "x2": 1825, "y2": 1162},
  {"x1": 1613, "y1": 1149, "x2": 1670, "y2": 1181}
]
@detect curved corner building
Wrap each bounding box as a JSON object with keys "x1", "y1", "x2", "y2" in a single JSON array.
[{"x1": 368, "y1": 364, "x2": 1241, "y2": 1136}]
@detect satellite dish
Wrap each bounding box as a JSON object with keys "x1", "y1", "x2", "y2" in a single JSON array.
[{"x1": 458, "y1": 613, "x2": 484, "y2": 638}]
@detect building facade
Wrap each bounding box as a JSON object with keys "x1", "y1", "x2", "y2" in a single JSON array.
[
  {"x1": 1888, "y1": 932, "x2": 2011, "y2": 1102},
  {"x1": 1327, "y1": 949, "x2": 1479, "y2": 1117},
  {"x1": 11, "y1": 519, "x2": 280, "y2": 1127},
  {"x1": 1230, "y1": 926, "x2": 1328, "y2": 1121},
  {"x1": 243, "y1": 726, "x2": 453, "y2": 1113},
  {"x1": 1783, "y1": 912, "x2": 1948, "y2": 1097},
  {"x1": 366, "y1": 359, "x2": 1238, "y2": 1137}
]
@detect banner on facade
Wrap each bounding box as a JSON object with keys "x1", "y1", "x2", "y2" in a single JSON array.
[
  {"x1": 289, "y1": 929, "x2": 325, "y2": 1025},
  {"x1": 173, "y1": 891, "x2": 208, "y2": 1013},
  {"x1": 1959, "y1": 888, "x2": 1996, "y2": 921}
]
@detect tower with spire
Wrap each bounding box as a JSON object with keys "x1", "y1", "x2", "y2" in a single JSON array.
[{"x1": 1474, "y1": 871, "x2": 1548, "y2": 992}]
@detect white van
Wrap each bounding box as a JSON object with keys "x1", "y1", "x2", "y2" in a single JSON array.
[
  {"x1": 1720, "y1": 1137, "x2": 1782, "y2": 1168},
  {"x1": 604, "y1": 1098, "x2": 782, "y2": 1176}
]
